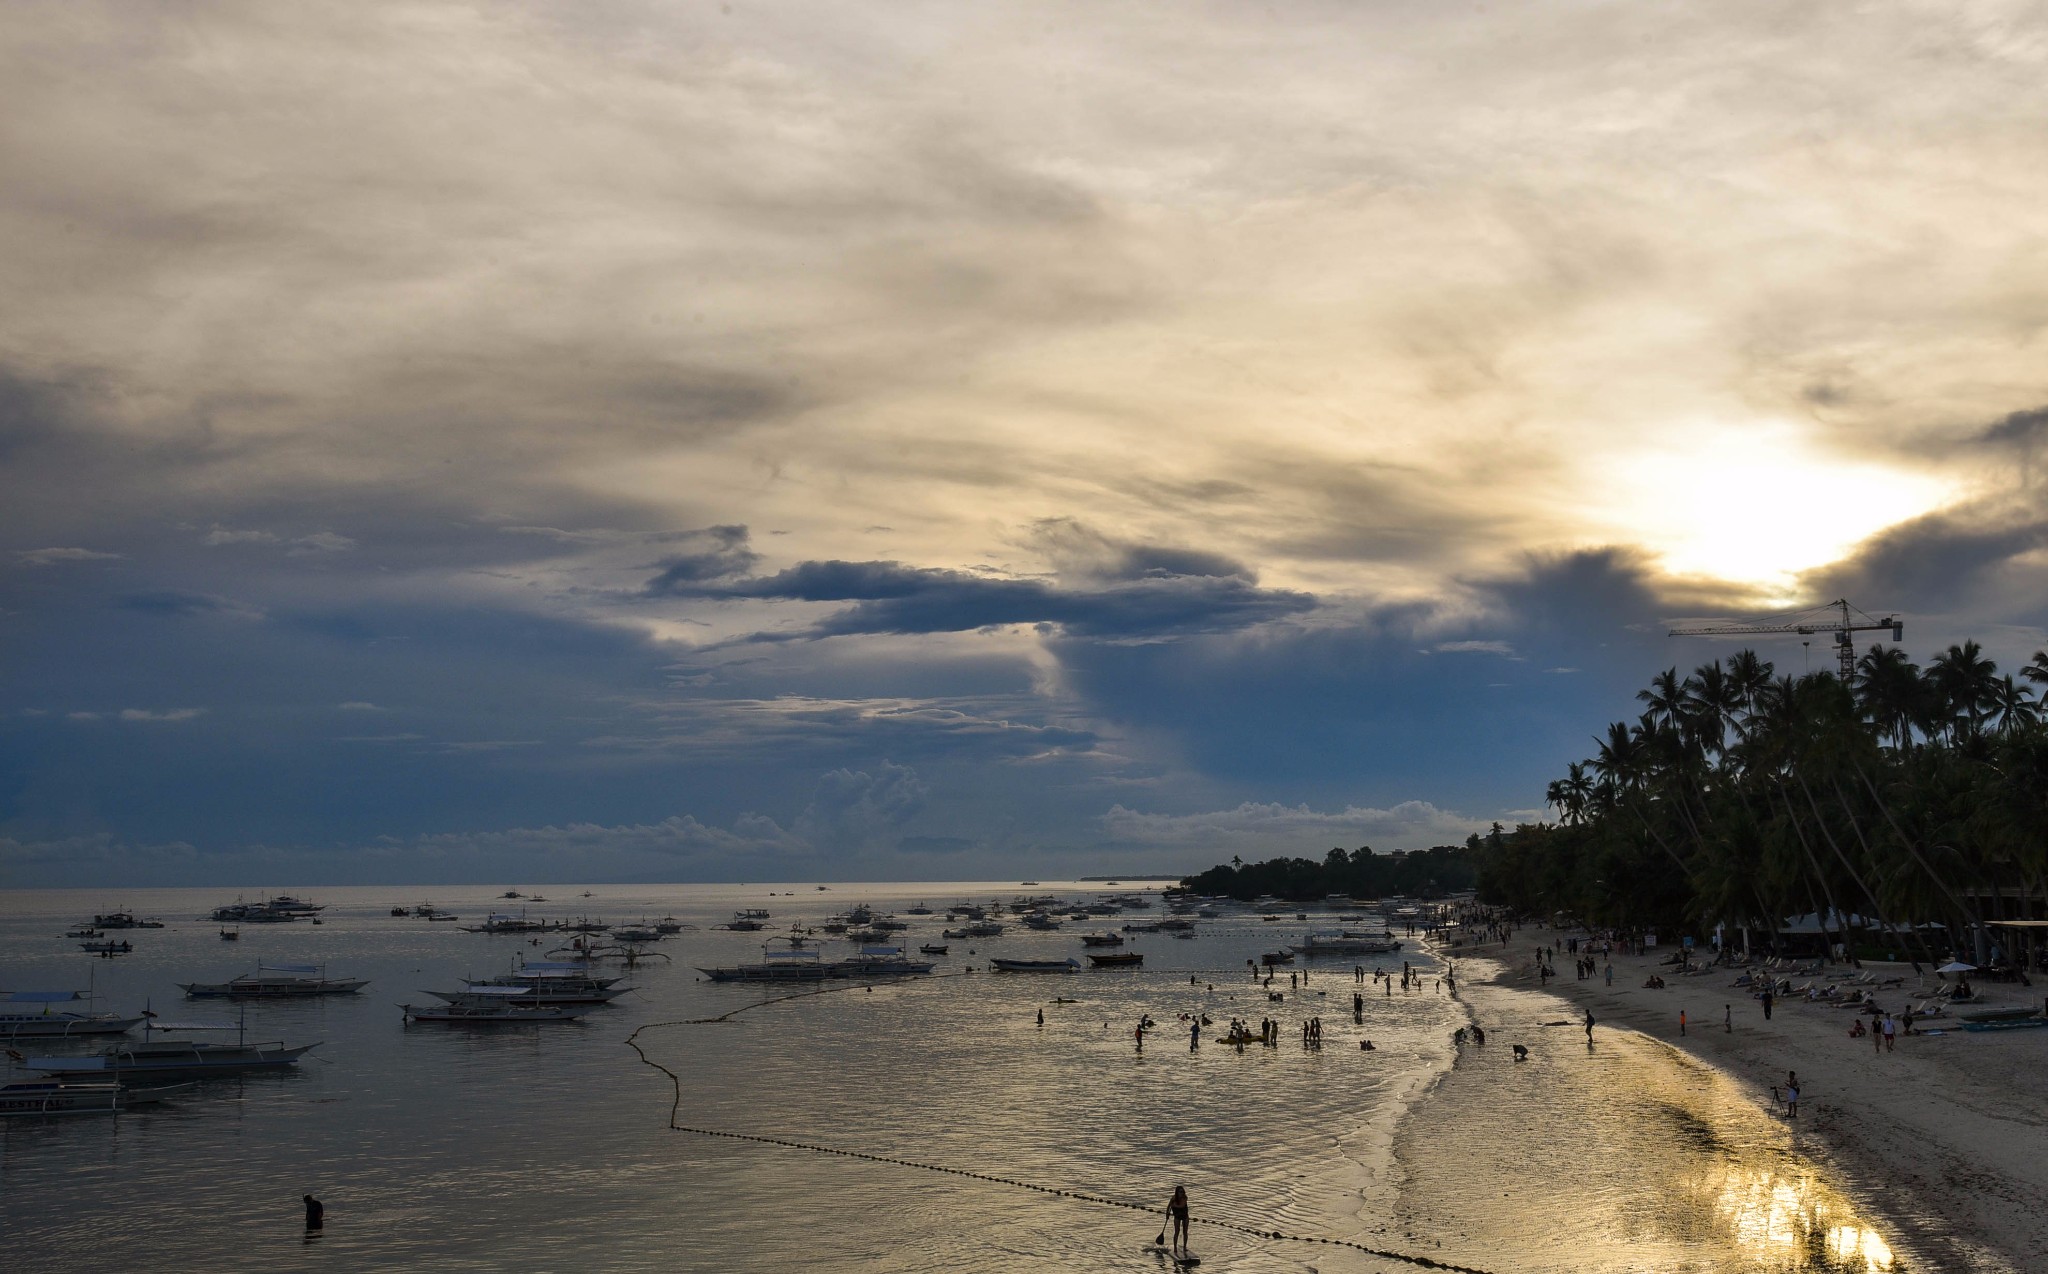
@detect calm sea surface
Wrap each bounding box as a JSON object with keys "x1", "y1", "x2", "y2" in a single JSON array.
[{"x1": 1, "y1": 884, "x2": 1910, "y2": 1272}]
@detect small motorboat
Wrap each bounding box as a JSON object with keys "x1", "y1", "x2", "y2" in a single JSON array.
[
  {"x1": 219, "y1": 929, "x2": 240, "y2": 941},
  {"x1": 919, "y1": 944, "x2": 949, "y2": 955},
  {"x1": 1088, "y1": 952, "x2": 1144, "y2": 967},
  {"x1": 0, "y1": 1078, "x2": 190, "y2": 1116}
]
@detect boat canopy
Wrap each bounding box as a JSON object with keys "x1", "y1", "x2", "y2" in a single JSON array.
[
  {"x1": 258, "y1": 964, "x2": 321, "y2": 975},
  {"x1": 454, "y1": 985, "x2": 539, "y2": 996},
  {"x1": 515, "y1": 962, "x2": 588, "y2": 972},
  {"x1": 5, "y1": 991, "x2": 85, "y2": 1003}
]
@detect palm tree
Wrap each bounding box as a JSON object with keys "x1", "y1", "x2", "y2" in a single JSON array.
[
  {"x1": 1857, "y1": 645, "x2": 1927, "y2": 751},
  {"x1": 1991, "y1": 676, "x2": 2040, "y2": 737},
  {"x1": 1928, "y1": 640, "x2": 2000, "y2": 742},
  {"x1": 2022, "y1": 650, "x2": 2048, "y2": 687}
]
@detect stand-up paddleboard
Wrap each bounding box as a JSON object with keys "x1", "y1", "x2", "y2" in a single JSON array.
[{"x1": 1143, "y1": 1246, "x2": 1200, "y2": 1266}]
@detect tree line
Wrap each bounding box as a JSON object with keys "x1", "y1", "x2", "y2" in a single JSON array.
[
  {"x1": 1180, "y1": 843, "x2": 1480, "y2": 901},
  {"x1": 1474, "y1": 642, "x2": 2048, "y2": 961}
]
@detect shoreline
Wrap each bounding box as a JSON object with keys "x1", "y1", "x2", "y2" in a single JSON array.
[{"x1": 1437, "y1": 926, "x2": 2048, "y2": 1271}]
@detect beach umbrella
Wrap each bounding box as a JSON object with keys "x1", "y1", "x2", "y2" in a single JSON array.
[{"x1": 1936, "y1": 961, "x2": 1976, "y2": 973}]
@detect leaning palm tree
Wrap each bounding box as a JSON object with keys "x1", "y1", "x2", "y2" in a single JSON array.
[{"x1": 2022, "y1": 649, "x2": 2048, "y2": 687}]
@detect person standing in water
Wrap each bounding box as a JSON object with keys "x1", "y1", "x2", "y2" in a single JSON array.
[
  {"x1": 303, "y1": 1194, "x2": 324, "y2": 1230},
  {"x1": 1189, "y1": 1019, "x2": 1200, "y2": 1052},
  {"x1": 1036, "y1": 1008, "x2": 1043, "y2": 1028},
  {"x1": 1167, "y1": 1185, "x2": 1192, "y2": 1254}
]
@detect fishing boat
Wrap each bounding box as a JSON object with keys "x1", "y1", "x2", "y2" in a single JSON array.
[
  {"x1": 91, "y1": 911, "x2": 141, "y2": 929},
  {"x1": 990, "y1": 958, "x2": 1080, "y2": 973},
  {"x1": 1, "y1": 991, "x2": 144, "y2": 1038},
  {"x1": 1088, "y1": 952, "x2": 1144, "y2": 967},
  {"x1": 460, "y1": 964, "x2": 628, "y2": 1004},
  {"x1": 1080, "y1": 932, "x2": 1125, "y2": 947},
  {"x1": 919, "y1": 944, "x2": 949, "y2": 955},
  {"x1": 178, "y1": 964, "x2": 369, "y2": 999},
  {"x1": 697, "y1": 946, "x2": 936, "y2": 982},
  {"x1": 25, "y1": 1013, "x2": 318, "y2": 1079},
  {"x1": 654, "y1": 916, "x2": 689, "y2": 934},
  {"x1": 0, "y1": 1078, "x2": 189, "y2": 1116},
  {"x1": 459, "y1": 913, "x2": 556, "y2": 935},
  {"x1": 219, "y1": 928, "x2": 240, "y2": 941},
  {"x1": 401, "y1": 991, "x2": 588, "y2": 1024},
  {"x1": 1290, "y1": 930, "x2": 1402, "y2": 956},
  {"x1": 79, "y1": 941, "x2": 133, "y2": 955},
  {"x1": 611, "y1": 926, "x2": 662, "y2": 943}
]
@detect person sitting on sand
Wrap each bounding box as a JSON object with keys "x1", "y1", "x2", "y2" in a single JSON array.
[
  {"x1": 1511, "y1": 1043, "x2": 1529, "y2": 1061},
  {"x1": 1849, "y1": 1019, "x2": 1866, "y2": 1038}
]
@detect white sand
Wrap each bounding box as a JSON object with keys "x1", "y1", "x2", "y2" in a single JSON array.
[{"x1": 1447, "y1": 928, "x2": 2048, "y2": 1271}]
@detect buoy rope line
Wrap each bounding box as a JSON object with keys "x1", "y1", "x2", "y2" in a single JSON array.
[{"x1": 623, "y1": 978, "x2": 1500, "y2": 1274}]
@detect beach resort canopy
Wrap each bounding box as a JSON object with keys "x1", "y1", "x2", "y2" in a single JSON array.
[{"x1": 1936, "y1": 961, "x2": 1976, "y2": 973}]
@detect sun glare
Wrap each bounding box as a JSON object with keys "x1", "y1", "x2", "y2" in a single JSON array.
[{"x1": 1591, "y1": 420, "x2": 1952, "y2": 600}]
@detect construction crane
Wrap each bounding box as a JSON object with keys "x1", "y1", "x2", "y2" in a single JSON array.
[{"x1": 1668, "y1": 598, "x2": 1903, "y2": 685}]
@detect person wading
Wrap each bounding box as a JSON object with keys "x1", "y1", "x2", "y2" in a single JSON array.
[{"x1": 1164, "y1": 1185, "x2": 1192, "y2": 1255}]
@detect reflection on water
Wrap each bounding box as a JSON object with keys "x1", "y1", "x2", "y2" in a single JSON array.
[
  {"x1": 1708, "y1": 1164, "x2": 1896, "y2": 1272},
  {"x1": 1390, "y1": 966, "x2": 1916, "y2": 1273},
  {"x1": 0, "y1": 886, "x2": 1917, "y2": 1272}
]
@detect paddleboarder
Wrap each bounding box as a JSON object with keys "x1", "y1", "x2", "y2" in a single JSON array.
[{"x1": 1167, "y1": 1184, "x2": 1191, "y2": 1255}]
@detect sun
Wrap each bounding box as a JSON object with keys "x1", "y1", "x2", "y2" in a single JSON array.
[{"x1": 1587, "y1": 418, "x2": 1954, "y2": 601}]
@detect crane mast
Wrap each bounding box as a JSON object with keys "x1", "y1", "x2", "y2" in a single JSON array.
[{"x1": 1667, "y1": 598, "x2": 1903, "y2": 685}]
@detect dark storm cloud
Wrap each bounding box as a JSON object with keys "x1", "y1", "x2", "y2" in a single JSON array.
[
  {"x1": 699, "y1": 559, "x2": 1315, "y2": 639},
  {"x1": 640, "y1": 525, "x2": 761, "y2": 592},
  {"x1": 1804, "y1": 506, "x2": 2048, "y2": 615}
]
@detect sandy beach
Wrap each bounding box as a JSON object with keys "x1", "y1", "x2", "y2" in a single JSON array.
[{"x1": 1444, "y1": 927, "x2": 2048, "y2": 1271}]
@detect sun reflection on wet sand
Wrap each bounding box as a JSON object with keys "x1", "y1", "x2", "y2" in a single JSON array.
[{"x1": 1704, "y1": 1163, "x2": 1896, "y2": 1271}]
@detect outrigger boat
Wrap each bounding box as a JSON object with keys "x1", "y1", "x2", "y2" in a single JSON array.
[
  {"x1": 1290, "y1": 930, "x2": 1402, "y2": 956},
  {"x1": 697, "y1": 946, "x2": 935, "y2": 982},
  {"x1": 0, "y1": 1078, "x2": 191, "y2": 1116},
  {"x1": 1, "y1": 990, "x2": 144, "y2": 1038},
  {"x1": 79, "y1": 941, "x2": 133, "y2": 955},
  {"x1": 24, "y1": 1009, "x2": 318, "y2": 1079},
  {"x1": 179, "y1": 964, "x2": 368, "y2": 999},
  {"x1": 401, "y1": 989, "x2": 589, "y2": 1024}
]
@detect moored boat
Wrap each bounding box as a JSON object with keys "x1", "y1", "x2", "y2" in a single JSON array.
[
  {"x1": 0, "y1": 1078, "x2": 189, "y2": 1116},
  {"x1": 1, "y1": 991, "x2": 144, "y2": 1038},
  {"x1": 990, "y1": 958, "x2": 1080, "y2": 973},
  {"x1": 1088, "y1": 952, "x2": 1144, "y2": 967},
  {"x1": 26, "y1": 1017, "x2": 318, "y2": 1079},
  {"x1": 1290, "y1": 930, "x2": 1402, "y2": 956},
  {"x1": 179, "y1": 964, "x2": 369, "y2": 998}
]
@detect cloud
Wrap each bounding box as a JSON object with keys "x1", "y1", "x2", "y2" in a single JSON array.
[
  {"x1": 794, "y1": 761, "x2": 928, "y2": 850},
  {"x1": 659, "y1": 556, "x2": 1316, "y2": 641},
  {"x1": 1100, "y1": 799, "x2": 1496, "y2": 852},
  {"x1": 1433, "y1": 640, "x2": 1518, "y2": 656},
  {"x1": 201, "y1": 527, "x2": 281, "y2": 546},
  {"x1": 337, "y1": 701, "x2": 385, "y2": 711},
  {"x1": 640, "y1": 525, "x2": 761, "y2": 592},
  {"x1": 116, "y1": 707, "x2": 207, "y2": 722},
  {"x1": 119, "y1": 589, "x2": 265, "y2": 620},
  {"x1": 14, "y1": 547, "x2": 121, "y2": 567}
]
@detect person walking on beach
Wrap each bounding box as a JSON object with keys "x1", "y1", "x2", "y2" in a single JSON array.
[
  {"x1": 1872, "y1": 1012, "x2": 1884, "y2": 1054},
  {"x1": 1679, "y1": 1009, "x2": 1687, "y2": 1036},
  {"x1": 1883, "y1": 1013, "x2": 1896, "y2": 1052},
  {"x1": 1166, "y1": 1185, "x2": 1192, "y2": 1255},
  {"x1": 1762, "y1": 989, "x2": 1774, "y2": 1020},
  {"x1": 1724, "y1": 1004, "x2": 1732, "y2": 1033},
  {"x1": 1584, "y1": 1009, "x2": 1595, "y2": 1044},
  {"x1": 1604, "y1": 963, "x2": 1612, "y2": 987}
]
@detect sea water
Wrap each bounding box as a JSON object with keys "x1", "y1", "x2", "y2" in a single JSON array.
[{"x1": 0, "y1": 885, "x2": 1910, "y2": 1271}]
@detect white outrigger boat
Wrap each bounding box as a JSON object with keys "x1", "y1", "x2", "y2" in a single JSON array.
[
  {"x1": 1289, "y1": 930, "x2": 1403, "y2": 956},
  {"x1": 178, "y1": 963, "x2": 369, "y2": 999},
  {"x1": 1, "y1": 990, "x2": 145, "y2": 1039}
]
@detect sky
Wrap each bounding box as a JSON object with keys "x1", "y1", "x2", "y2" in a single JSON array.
[{"x1": 4, "y1": 1, "x2": 2048, "y2": 887}]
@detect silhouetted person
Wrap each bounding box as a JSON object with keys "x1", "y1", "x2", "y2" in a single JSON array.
[
  {"x1": 1167, "y1": 1184, "x2": 1192, "y2": 1254},
  {"x1": 303, "y1": 1194, "x2": 324, "y2": 1229}
]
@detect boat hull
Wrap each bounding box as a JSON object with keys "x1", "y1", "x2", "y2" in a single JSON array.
[{"x1": 990, "y1": 959, "x2": 1080, "y2": 973}]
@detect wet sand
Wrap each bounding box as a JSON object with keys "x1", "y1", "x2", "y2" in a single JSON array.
[{"x1": 1434, "y1": 928, "x2": 2048, "y2": 1271}]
